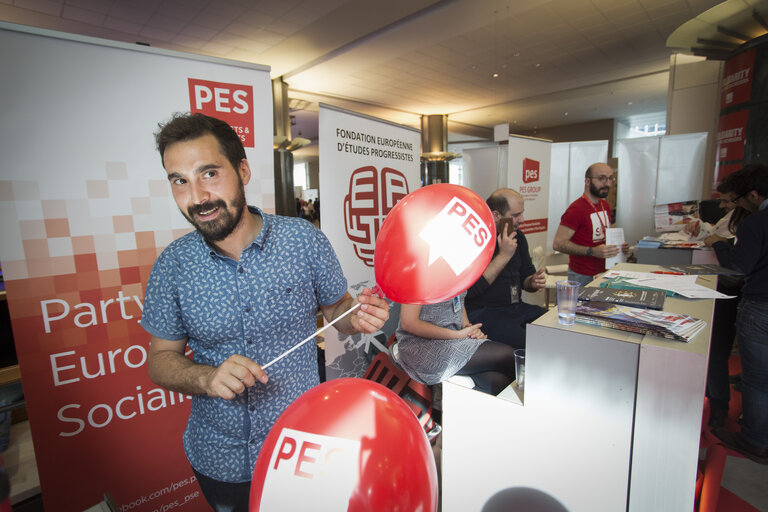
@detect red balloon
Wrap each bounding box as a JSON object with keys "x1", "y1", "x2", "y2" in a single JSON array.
[
  {"x1": 374, "y1": 183, "x2": 496, "y2": 304},
  {"x1": 250, "y1": 378, "x2": 438, "y2": 512}
]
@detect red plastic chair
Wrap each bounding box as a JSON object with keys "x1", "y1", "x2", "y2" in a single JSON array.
[
  {"x1": 694, "y1": 444, "x2": 727, "y2": 512},
  {"x1": 363, "y1": 335, "x2": 436, "y2": 435}
]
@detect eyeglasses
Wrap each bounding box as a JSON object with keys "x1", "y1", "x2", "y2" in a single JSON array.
[
  {"x1": 731, "y1": 191, "x2": 748, "y2": 202},
  {"x1": 588, "y1": 175, "x2": 616, "y2": 184}
]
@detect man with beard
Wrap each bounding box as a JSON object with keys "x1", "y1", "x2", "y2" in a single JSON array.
[
  {"x1": 142, "y1": 113, "x2": 390, "y2": 511},
  {"x1": 553, "y1": 162, "x2": 626, "y2": 286},
  {"x1": 465, "y1": 189, "x2": 546, "y2": 349}
]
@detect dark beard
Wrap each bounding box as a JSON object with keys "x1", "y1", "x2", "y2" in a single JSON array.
[
  {"x1": 589, "y1": 181, "x2": 610, "y2": 199},
  {"x1": 184, "y1": 188, "x2": 247, "y2": 243}
]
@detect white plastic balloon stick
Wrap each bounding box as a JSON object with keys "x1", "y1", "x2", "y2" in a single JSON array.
[{"x1": 262, "y1": 303, "x2": 361, "y2": 370}]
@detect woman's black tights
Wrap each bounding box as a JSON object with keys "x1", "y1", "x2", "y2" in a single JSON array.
[{"x1": 456, "y1": 340, "x2": 517, "y2": 395}]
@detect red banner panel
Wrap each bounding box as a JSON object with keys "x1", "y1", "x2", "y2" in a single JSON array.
[
  {"x1": 716, "y1": 110, "x2": 749, "y2": 162},
  {"x1": 721, "y1": 49, "x2": 755, "y2": 108}
]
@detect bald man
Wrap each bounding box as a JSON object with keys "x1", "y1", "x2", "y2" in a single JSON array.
[
  {"x1": 465, "y1": 189, "x2": 546, "y2": 350},
  {"x1": 553, "y1": 163, "x2": 626, "y2": 286}
]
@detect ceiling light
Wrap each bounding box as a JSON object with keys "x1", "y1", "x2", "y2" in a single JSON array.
[
  {"x1": 513, "y1": 52, "x2": 520, "y2": 57},
  {"x1": 535, "y1": 63, "x2": 541, "y2": 67},
  {"x1": 564, "y1": 112, "x2": 568, "y2": 116},
  {"x1": 420, "y1": 151, "x2": 459, "y2": 161},
  {"x1": 492, "y1": 73, "x2": 499, "y2": 78},
  {"x1": 627, "y1": 101, "x2": 633, "y2": 105},
  {"x1": 273, "y1": 135, "x2": 311, "y2": 151}
]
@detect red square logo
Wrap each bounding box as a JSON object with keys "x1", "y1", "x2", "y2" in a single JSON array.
[
  {"x1": 188, "y1": 78, "x2": 254, "y2": 147},
  {"x1": 522, "y1": 158, "x2": 539, "y2": 183}
]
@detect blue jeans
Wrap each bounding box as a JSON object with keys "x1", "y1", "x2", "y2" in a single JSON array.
[
  {"x1": 191, "y1": 467, "x2": 250, "y2": 512},
  {"x1": 736, "y1": 298, "x2": 768, "y2": 448},
  {"x1": 568, "y1": 269, "x2": 594, "y2": 287}
]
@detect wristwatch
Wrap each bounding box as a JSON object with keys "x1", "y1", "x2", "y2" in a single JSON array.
[{"x1": 586, "y1": 246, "x2": 593, "y2": 257}]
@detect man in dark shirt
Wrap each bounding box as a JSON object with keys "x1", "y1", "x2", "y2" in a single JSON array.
[
  {"x1": 465, "y1": 189, "x2": 546, "y2": 349},
  {"x1": 710, "y1": 164, "x2": 768, "y2": 465}
]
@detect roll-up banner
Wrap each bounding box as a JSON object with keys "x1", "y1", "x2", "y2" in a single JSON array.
[
  {"x1": 507, "y1": 136, "x2": 551, "y2": 253},
  {"x1": 318, "y1": 104, "x2": 421, "y2": 379},
  {"x1": 0, "y1": 22, "x2": 273, "y2": 512}
]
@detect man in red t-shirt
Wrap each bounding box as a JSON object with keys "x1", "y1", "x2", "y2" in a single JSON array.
[{"x1": 553, "y1": 163, "x2": 627, "y2": 286}]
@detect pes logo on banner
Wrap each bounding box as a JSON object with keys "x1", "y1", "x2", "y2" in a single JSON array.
[
  {"x1": 522, "y1": 158, "x2": 539, "y2": 183},
  {"x1": 188, "y1": 78, "x2": 254, "y2": 147},
  {"x1": 344, "y1": 166, "x2": 409, "y2": 267},
  {"x1": 418, "y1": 197, "x2": 492, "y2": 276},
  {"x1": 259, "y1": 428, "x2": 361, "y2": 511}
]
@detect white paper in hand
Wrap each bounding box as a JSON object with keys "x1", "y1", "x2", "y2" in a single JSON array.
[{"x1": 605, "y1": 227, "x2": 626, "y2": 269}]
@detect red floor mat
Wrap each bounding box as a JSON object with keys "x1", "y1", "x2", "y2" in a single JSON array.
[{"x1": 717, "y1": 487, "x2": 760, "y2": 512}]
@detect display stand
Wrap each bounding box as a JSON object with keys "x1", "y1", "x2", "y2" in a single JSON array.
[
  {"x1": 441, "y1": 263, "x2": 715, "y2": 511},
  {"x1": 636, "y1": 246, "x2": 719, "y2": 265}
]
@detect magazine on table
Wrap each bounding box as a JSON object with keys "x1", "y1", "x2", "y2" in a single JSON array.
[
  {"x1": 574, "y1": 301, "x2": 706, "y2": 342},
  {"x1": 579, "y1": 286, "x2": 666, "y2": 310},
  {"x1": 662, "y1": 264, "x2": 744, "y2": 276}
]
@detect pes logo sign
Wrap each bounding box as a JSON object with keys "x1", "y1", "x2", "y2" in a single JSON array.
[
  {"x1": 522, "y1": 158, "x2": 540, "y2": 183},
  {"x1": 188, "y1": 78, "x2": 254, "y2": 147}
]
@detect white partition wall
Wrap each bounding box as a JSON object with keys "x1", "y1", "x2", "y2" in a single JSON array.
[
  {"x1": 568, "y1": 141, "x2": 610, "y2": 203},
  {"x1": 656, "y1": 132, "x2": 708, "y2": 205},
  {"x1": 616, "y1": 133, "x2": 708, "y2": 246},
  {"x1": 617, "y1": 137, "x2": 660, "y2": 246},
  {"x1": 547, "y1": 141, "x2": 609, "y2": 250},
  {"x1": 548, "y1": 143, "x2": 571, "y2": 251},
  {"x1": 462, "y1": 146, "x2": 505, "y2": 200}
]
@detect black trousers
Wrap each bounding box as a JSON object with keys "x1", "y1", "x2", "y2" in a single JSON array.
[
  {"x1": 706, "y1": 276, "x2": 742, "y2": 413},
  {"x1": 467, "y1": 302, "x2": 547, "y2": 350}
]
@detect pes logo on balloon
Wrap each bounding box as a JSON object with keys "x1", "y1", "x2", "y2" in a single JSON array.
[
  {"x1": 418, "y1": 196, "x2": 492, "y2": 276},
  {"x1": 258, "y1": 428, "x2": 361, "y2": 510},
  {"x1": 374, "y1": 183, "x2": 496, "y2": 305},
  {"x1": 344, "y1": 166, "x2": 409, "y2": 267},
  {"x1": 250, "y1": 379, "x2": 438, "y2": 512}
]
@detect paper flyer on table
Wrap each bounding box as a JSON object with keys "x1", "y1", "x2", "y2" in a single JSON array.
[
  {"x1": 602, "y1": 270, "x2": 735, "y2": 299},
  {"x1": 605, "y1": 228, "x2": 626, "y2": 269}
]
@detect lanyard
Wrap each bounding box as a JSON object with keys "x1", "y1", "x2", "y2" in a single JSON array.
[{"x1": 582, "y1": 195, "x2": 607, "y2": 237}]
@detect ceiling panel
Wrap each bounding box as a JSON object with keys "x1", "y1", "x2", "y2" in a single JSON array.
[{"x1": 0, "y1": 0, "x2": 728, "y2": 137}]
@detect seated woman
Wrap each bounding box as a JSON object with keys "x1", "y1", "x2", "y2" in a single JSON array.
[{"x1": 390, "y1": 291, "x2": 517, "y2": 396}]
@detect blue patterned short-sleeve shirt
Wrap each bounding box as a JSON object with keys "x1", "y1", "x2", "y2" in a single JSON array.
[{"x1": 141, "y1": 206, "x2": 347, "y2": 482}]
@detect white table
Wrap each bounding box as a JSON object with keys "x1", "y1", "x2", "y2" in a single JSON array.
[{"x1": 441, "y1": 263, "x2": 716, "y2": 511}]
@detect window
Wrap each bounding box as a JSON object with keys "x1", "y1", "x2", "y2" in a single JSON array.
[{"x1": 293, "y1": 162, "x2": 307, "y2": 189}]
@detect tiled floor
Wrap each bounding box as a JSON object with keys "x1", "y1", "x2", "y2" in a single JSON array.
[
  {"x1": 720, "y1": 455, "x2": 768, "y2": 511},
  {"x1": 4, "y1": 422, "x2": 39, "y2": 507}
]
